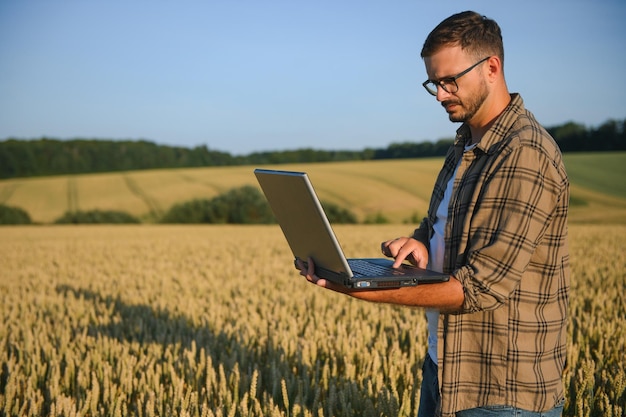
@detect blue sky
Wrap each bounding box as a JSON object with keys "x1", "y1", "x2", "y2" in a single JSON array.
[{"x1": 1, "y1": 1, "x2": 625, "y2": 155}]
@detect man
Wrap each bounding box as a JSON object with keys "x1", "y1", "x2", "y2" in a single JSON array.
[{"x1": 297, "y1": 11, "x2": 569, "y2": 417}]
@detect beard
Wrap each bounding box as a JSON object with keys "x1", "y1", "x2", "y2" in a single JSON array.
[{"x1": 442, "y1": 78, "x2": 489, "y2": 123}]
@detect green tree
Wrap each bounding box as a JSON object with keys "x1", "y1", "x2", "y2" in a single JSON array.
[
  {"x1": 161, "y1": 186, "x2": 276, "y2": 224},
  {"x1": 321, "y1": 201, "x2": 358, "y2": 224},
  {"x1": 54, "y1": 210, "x2": 140, "y2": 224},
  {"x1": 0, "y1": 204, "x2": 32, "y2": 224}
]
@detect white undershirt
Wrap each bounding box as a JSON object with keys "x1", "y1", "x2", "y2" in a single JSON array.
[{"x1": 426, "y1": 143, "x2": 476, "y2": 364}]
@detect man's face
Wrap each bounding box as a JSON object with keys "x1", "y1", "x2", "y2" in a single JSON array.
[{"x1": 423, "y1": 46, "x2": 489, "y2": 124}]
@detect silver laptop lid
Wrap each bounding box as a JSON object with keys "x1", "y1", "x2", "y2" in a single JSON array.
[{"x1": 254, "y1": 168, "x2": 354, "y2": 278}]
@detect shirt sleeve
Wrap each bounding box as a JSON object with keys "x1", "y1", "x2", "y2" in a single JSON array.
[
  {"x1": 453, "y1": 144, "x2": 567, "y2": 314},
  {"x1": 412, "y1": 216, "x2": 432, "y2": 250}
]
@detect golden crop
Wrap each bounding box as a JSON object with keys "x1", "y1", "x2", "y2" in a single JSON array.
[{"x1": 0, "y1": 224, "x2": 624, "y2": 416}]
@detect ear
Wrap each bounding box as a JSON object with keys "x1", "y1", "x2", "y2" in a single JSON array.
[{"x1": 485, "y1": 56, "x2": 503, "y2": 81}]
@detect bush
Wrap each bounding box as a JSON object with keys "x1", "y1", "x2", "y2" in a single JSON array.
[
  {"x1": 212, "y1": 186, "x2": 276, "y2": 224},
  {"x1": 364, "y1": 211, "x2": 389, "y2": 224},
  {"x1": 0, "y1": 204, "x2": 32, "y2": 224},
  {"x1": 160, "y1": 186, "x2": 360, "y2": 225},
  {"x1": 403, "y1": 211, "x2": 422, "y2": 224},
  {"x1": 54, "y1": 210, "x2": 140, "y2": 224},
  {"x1": 322, "y1": 201, "x2": 358, "y2": 224},
  {"x1": 160, "y1": 199, "x2": 213, "y2": 223},
  {"x1": 161, "y1": 185, "x2": 276, "y2": 224}
]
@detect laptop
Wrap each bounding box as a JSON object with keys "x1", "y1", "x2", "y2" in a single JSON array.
[{"x1": 254, "y1": 168, "x2": 449, "y2": 289}]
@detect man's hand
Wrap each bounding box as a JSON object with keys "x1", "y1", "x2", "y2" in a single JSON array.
[
  {"x1": 381, "y1": 237, "x2": 429, "y2": 269},
  {"x1": 295, "y1": 257, "x2": 347, "y2": 293},
  {"x1": 296, "y1": 248, "x2": 462, "y2": 310}
]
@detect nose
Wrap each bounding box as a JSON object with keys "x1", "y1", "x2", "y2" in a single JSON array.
[{"x1": 435, "y1": 84, "x2": 451, "y2": 102}]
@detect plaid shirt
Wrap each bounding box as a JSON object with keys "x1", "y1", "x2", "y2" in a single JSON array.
[{"x1": 413, "y1": 94, "x2": 570, "y2": 415}]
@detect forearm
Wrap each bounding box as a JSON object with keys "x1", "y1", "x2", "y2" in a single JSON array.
[
  {"x1": 343, "y1": 276, "x2": 465, "y2": 312},
  {"x1": 297, "y1": 257, "x2": 464, "y2": 312}
]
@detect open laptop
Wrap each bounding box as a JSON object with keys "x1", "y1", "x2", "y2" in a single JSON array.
[{"x1": 254, "y1": 168, "x2": 449, "y2": 289}]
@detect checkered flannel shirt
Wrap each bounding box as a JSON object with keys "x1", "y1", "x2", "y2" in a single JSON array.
[{"x1": 413, "y1": 94, "x2": 570, "y2": 415}]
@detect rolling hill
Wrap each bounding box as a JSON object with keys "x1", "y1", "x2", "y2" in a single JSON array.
[{"x1": 1, "y1": 152, "x2": 625, "y2": 224}]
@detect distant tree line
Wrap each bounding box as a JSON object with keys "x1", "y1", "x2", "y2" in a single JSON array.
[
  {"x1": 0, "y1": 118, "x2": 624, "y2": 179},
  {"x1": 546, "y1": 119, "x2": 626, "y2": 152}
]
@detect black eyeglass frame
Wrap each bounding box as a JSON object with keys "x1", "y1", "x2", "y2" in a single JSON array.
[{"x1": 422, "y1": 56, "x2": 490, "y2": 96}]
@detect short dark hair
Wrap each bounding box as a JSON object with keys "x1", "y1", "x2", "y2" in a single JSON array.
[{"x1": 421, "y1": 11, "x2": 504, "y2": 64}]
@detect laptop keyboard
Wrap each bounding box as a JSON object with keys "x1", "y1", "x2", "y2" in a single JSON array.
[{"x1": 348, "y1": 259, "x2": 404, "y2": 277}]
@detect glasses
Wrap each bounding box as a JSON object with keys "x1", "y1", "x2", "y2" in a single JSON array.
[{"x1": 422, "y1": 56, "x2": 490, "y2": 96}]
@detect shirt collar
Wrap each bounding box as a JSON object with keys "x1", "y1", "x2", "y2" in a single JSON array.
[{"x1": 453, "y1": 93, "x2": 524, "y2": 155}]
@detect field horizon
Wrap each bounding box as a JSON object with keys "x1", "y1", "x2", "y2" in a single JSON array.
[{"x1": 1, "y1": 152, "x2": 626, "y2": 224}]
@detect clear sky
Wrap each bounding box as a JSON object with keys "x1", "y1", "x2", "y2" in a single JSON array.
[{"x1": 1, "y1": 0, "x2": 625, "y2": 155}]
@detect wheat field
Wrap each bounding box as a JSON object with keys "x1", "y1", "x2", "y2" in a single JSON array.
[{"x1": 1, "y1": 224, "x2": 624, "y2": 416}]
